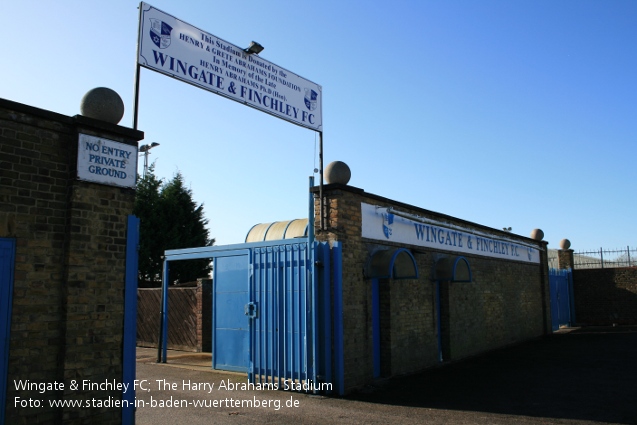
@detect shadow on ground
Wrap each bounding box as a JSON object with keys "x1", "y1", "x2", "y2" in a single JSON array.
[{"x1": 347, "y1": 327, "x2": 637, "y2": 424}]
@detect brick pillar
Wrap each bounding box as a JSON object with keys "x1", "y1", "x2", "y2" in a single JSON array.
[
  {"x1": 2, "y1": 98, "x2": 143, "y2": 424},
  {"x1": 60, "y1": 118, "x2": 142, "y2": 424},
  {"x1": 558, "y1": 250, "x2": 575, "y2": 270}
]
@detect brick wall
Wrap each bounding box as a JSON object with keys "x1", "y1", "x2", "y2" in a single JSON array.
[
  {"x1": 444, "y1": 256, "x2": 546, "y2": 359},
  {"x1": 313, "y1": 183, "x2": 549, "y2": 392},
  {"x1": 0, "y1": 98, "x2": 143, "y2": 424},
  {"x1": 573, "y1": 268, "x2": 637, "y2": 325}
]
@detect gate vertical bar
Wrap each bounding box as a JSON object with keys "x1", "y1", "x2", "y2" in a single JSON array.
[
  {"x1": 259, "y1": 248, "x2": 265, "y2": 384},
  {"x1": 248, "y1": 253, "x2": 254, "y2": 383},
  {"x1": 311, "y1": 241, "x2": 319, "y2": 392},
  {"x1": 298, "y1": 245, "x2": 304, "y2": 386},
  {"x1": 275, "y1": 247, "x2": 280, "y2": 385},
  {"x1": 308, "y1": 175, "x2": 316, "y2": 390},
  {"x1": 269, "y1": 247, "x2": 274, "y2": 382}
]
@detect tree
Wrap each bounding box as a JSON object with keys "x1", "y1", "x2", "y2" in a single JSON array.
[
  {"x1": 134, "y1": 164, "x2": 164, "y2": 285},
  {"x1": 134, "y1": 165, "x2": 214, "y2": 286}
]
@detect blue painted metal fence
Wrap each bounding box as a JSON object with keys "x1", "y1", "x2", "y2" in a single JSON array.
[
  {"x1": 250, "y1": 241, "x2": 333, "y2": 392},
  {"x1": 549, "y1": 268, "x2": 575, "y2": 331}
]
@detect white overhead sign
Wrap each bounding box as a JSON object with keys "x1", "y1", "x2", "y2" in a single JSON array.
[
  {"x1": 137, "y1": 2, "x2": 322, "y2": 131},
  {"x1": 361, "y1": 203, "x2": 541, "y2": 264},
  {"x1": 77, "y1": 134, "x2": 137, "y2": 188}
]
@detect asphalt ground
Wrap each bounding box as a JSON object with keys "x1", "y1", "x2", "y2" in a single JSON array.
[{"x1": 134, "y1": 326, "x2": 637, "y2": 425}]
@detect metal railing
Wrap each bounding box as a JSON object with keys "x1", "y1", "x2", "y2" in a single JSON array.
[{"x1": 573, "y1": 246, "x2": 636, "y2": 269}]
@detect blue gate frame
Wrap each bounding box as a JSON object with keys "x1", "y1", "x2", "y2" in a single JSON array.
[
  {"x1": 549, "y1": 268, "x2": 575, "y2": 331},
  {"x1": 122, "y1": 216, "x2": 139, "y2": 425}
]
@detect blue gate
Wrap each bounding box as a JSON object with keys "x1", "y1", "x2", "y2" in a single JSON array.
[
  {"x1": 549, "y1": 268, "x2": 574, "y2": 331},
  {"x1": 213, "y1": 252, "x2": 250, "y2": 372},
  {"x1": 160, "y1": 240, "x2": 341, "y2": 394},
  {"x1": 0, "y1": 238, "x2": 16, "y2": 425}
]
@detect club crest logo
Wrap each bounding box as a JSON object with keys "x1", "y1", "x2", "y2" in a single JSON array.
[
  {"x1": 382, "y1": 212, "x2": 394, "y2": 239},
  {"x1": 304, "y1": 89, "x2": 318, "y2": 111},
  {"x1": 149, "y1": 19, "x2": 173, "y2": 49}
]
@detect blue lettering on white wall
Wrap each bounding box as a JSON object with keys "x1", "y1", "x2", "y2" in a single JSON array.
[
  {"x1": 88, "y1": 165, "x2": 127, "y2": 179},
  {"x1": 362, "y1": 204, "x2": 540, "y2": 264}
]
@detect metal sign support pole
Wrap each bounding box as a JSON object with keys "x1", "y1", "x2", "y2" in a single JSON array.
[
  {"x1": 133, "y1": 64, "x2": 141, "y2": 130},
  {"x1": 319, "y1": 131, "x2": 324, "y2": 230},
  {"x1": 133, "y1": 3, "x2": 143, "y2": 130}
]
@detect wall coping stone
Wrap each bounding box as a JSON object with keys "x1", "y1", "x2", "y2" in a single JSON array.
[
  {"x1": 312, "y1": 183, "x2": 543, "y2": 246},
  {"x1": 0, "y1": 97, "x2": 144, "y2": 142}
]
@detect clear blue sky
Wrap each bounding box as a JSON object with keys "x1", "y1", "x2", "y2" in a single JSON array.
[{"x1": 3, "y1": 0, "x2": 636, "y2": 250}]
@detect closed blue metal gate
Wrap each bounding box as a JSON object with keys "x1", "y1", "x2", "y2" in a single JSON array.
[
  {"x1": 251, "y1": 242, "x2": 316, "y2": 388},
  {"x1": 549, "y1": 268, "x2": 574, "y2": 331},
  {"x1": 0, "y1": 238, "x2": 16, "y2": 425},
  {"x1": 161, "y1": 240, "x2": 341, "y2": 394}
]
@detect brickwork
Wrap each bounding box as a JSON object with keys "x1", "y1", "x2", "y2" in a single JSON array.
[
  {"x1": 573, "y1": 268, "x2": 637, "y2": 325},
  {"x1": 314, "y1": 184, "x2": 549, "y2": 393},
  {"x1": 444, "y1": 257, "x2": 546, "y2": 359},
  {"x1": 558, "y1": 249, "x2": 575, "y2": 270},
  {"x1": 0, "y1": 98, "x2": 143, "y2": 424},
  {"x1": 386, "y1": 273, "x2": 437, "y2": 375}
]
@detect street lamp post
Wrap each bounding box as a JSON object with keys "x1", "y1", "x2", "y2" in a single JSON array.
[{"x1": 139, "y1": 142, "x2": 160, "y2": 177}]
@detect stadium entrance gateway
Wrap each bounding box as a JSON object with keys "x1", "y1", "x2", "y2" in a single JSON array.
[{"x1": 158, "y1": 165, "x2": 551, "y2": 395}]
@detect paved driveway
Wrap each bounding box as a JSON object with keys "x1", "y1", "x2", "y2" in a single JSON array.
[{"x1": 135, "y1": 327, "x2": 637, "y2": 424}]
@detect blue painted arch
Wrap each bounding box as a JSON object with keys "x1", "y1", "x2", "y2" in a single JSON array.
[{"x1": 366, "y1": 248, "x2": 419, "y2": 280}]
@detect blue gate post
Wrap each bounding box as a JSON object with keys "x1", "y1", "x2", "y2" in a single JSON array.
[
  {"x1": 122, "y1": 216, "x2": 139, "y2": 425},
  {"x1": 331, "y1": 242, "x2": 344, "y2": 396},
  {"x1": 308, "y1": 176, "x2": 319, "y2": 391},
  {"x1": 317, "y1": 242, "x2": 332, "y2": 393},
  {"x1": 0, "y1": 238, "x2": 16, "y2": 425}
]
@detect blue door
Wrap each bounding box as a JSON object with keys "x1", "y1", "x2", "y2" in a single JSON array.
[
  {"x1": 549, "y1": 269, "x2": 573, "y2": 331},
  {"x1": 1, "y1": 238, "x2": 16, "y2": 425},
  {"x1": 213, "y1": 254, "x2": 250, "y2": 372}
]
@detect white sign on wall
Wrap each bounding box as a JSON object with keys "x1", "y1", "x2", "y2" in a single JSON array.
[
  {"x1": 361, "y1": 203, "x2": 541, "y2": 264},
  {"x1": 137, "y1": 2, "x2": 322, "y2": 131},
  {"x1": 77, "y1": 134, "x2": 137, "y2": 188}
]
